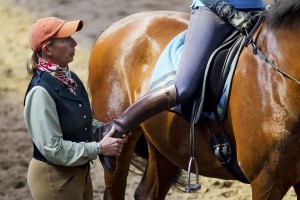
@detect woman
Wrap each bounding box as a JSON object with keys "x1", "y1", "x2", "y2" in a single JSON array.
[
  {"x1": 99, "y1": 0, "x2": 266, "y2": 174},
  {"x1": 24, "y1": 17, "x2": 128, "y2": 200}
]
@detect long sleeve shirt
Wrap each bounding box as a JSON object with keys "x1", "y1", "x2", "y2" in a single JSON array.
[{"x1": 24, "y1": 86, "x2": 102, "y2": 166}]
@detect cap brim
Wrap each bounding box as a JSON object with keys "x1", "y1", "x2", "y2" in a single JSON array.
[{"x1": 53, "y1": 20, "x2": 83, "y2": 38}]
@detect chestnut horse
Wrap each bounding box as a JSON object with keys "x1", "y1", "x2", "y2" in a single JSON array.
[{"x1": 89, "y1": 2, "x2": 300, "y2": 199}]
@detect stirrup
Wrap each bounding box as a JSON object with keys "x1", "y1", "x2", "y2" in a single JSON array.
[
  {"x1": 185, "y1": 156, "x2": 201, "y2": 193},
  {"x1": 186, "y1": 99, "x2": 201, "y2": 193}
]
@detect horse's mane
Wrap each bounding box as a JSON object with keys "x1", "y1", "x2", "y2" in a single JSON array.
[{"x1": 266, "y1": 0, "x2": 300, "y2": 29}]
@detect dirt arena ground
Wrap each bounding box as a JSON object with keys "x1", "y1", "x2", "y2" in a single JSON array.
[{"x1": 0, "y1": 0, "x2": 296, "y2": 199}]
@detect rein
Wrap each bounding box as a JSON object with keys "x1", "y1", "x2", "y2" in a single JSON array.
[
  {"x1": 250, "y1": 42, "x2": 300, "y2": 85},
  {"x1": 244, "y1": 16, "x2": 300, "y2": 86}
]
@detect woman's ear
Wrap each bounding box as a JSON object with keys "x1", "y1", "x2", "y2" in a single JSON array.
[{"x1": 41, "y1": 44, "x2": 53, "y2": 57}]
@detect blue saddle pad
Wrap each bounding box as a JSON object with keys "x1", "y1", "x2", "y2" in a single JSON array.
[
  {"x1": 149, "y1": 31, "x2": 186, "y2": 90},
  {"x1": 149, "y1": 30, "x2": 231, "y2": 120}
]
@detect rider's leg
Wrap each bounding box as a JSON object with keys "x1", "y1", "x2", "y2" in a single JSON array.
[
  {"x1": 174, "y1": 7, "x2": 233, "y2": 103},
  {"x1": 99, "y1": 7, "x2": 237, "y2": 175},
  {"x1": 99, "y1": 7, "x2": 233, "y2": 174}
]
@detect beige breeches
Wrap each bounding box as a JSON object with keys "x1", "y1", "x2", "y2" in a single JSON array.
[{"x1": 27, "y1": 158, "x2": 93, "y2": 200}]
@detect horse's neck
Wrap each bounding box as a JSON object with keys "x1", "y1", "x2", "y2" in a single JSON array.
[
  {"x1": 251, "y1": 22, "x2": 300, "y2": 113},
  {"x1": 258, "y1": 22, "x2": 300, "y2": 56}
]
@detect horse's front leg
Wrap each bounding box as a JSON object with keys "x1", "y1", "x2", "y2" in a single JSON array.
[
  {"x1": 103, "y1": 130, "x2": 142, "y2": 200},
  {"x1": 134, "y1": 141, "x2": 181, "y2": 200},
  {"x1": 250, "y1": 168, "x2": 290, "y2": 200}
]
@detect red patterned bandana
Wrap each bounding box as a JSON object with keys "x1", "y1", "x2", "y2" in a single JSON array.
[{"x1": 38, "y1": 57, "x2": 77, "y2": 95}]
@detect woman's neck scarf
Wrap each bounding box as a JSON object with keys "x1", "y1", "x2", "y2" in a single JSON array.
[{"x1": 37, "y1": 57, "x2": 77, "y2": 95}]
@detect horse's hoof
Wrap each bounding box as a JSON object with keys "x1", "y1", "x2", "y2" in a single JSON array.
[{"x1": 99, "y1": 155, "x2": 116, "y2": 175}]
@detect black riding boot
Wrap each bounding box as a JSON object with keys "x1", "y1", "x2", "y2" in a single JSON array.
[
  {"x1": 201, "y1": 0, "x2": 260, "y2": 33},
  {"x1": 99, "y1": 83, "x2": 177, "y2": 174}
]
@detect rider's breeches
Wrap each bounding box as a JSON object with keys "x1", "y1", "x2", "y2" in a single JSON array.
[
  {"x1": 27, "y1": 158, "x2": 93, "y2": 200},
  {"x1": 174, "y1": 6, "x2": 234, "y2": 103}
]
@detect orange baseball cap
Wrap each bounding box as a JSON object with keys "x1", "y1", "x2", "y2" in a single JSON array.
[{"x1": 29, "y1": 17, "x2": 83, "y2": 53}]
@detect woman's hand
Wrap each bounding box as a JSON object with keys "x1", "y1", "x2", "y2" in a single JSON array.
[{"x1": 98, "y1": 126, "x2": 129, "y2": 156}]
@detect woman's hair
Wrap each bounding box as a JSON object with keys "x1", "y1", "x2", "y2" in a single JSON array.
[{"x1": 26, "y1": 52, "x2": 39, "y2": 75}]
